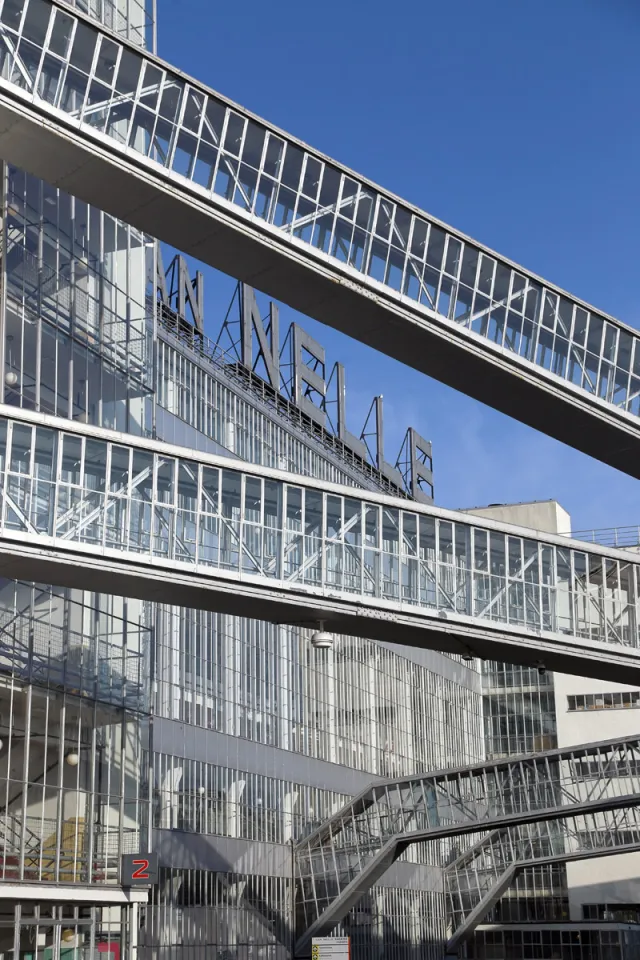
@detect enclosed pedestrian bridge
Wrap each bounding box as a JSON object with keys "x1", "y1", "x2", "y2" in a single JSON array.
[
  {"x1": 444, "y1": 811, "x2": 640, "y2": 954},
  {"x1": 293, "y1": 735, "x2": 640, "y2": 955},
  {"x1": 0, "y1": 0, "x2": 638, "y2": 476},
  {"x1": 0, "y1": 407, "x2": 639, "y2": 682}
]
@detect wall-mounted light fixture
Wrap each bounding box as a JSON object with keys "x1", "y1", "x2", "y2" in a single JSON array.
[{"x1": 311, "y1": 621, "x2": 333, "y2": 649}]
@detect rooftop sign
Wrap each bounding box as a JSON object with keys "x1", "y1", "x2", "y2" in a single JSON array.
[{"x1": 157, "y1": 251, "x2": 433, "y2": 502}]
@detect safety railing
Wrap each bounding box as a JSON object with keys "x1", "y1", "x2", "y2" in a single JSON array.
[
  {"x1": 0, "y1": 0, "x2": 636, "y2": 476},
  {"x1": 445, "y1": 808, "x2": 640, "y2": 951},
  {"x1": 0, "y1": 408, "x2": 639, "y2": 678},
  {"x1": 293, "y1": 735, "x2": 640, "y2": 950}
]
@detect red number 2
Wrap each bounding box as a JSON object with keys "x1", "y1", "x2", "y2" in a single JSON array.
[{"x1": 131, "y1": 859, "x2": 150, "y2": 880}]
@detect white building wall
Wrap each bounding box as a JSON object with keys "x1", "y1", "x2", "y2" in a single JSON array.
[
  {"x1": 464, "y1": 499, "x2": 571, "y2": 537},
  {"x1": 554, "y1": 671, "x2": 640, "y2": 918},
  {"x1": 468, "y1": 499, "x2": 640, "y2": 921}
]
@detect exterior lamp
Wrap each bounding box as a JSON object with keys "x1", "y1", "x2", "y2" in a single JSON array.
[
  {"x1": 5, "y1": 371, "x2": 17, "y2": 387},
  {"x1": 311, "y1": 621, "x2": 333, "y2": 649},
  {"x1": 65, "y1": 751, "x2": 80, "y2": 767}
]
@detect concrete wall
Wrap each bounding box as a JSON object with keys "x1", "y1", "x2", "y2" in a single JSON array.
[
  {"x1": 554, "y1": 671, "x2": 640, "y2": 919},
  {"x1": 464, "y1": 499, "x2": 571, "y2": 536}
]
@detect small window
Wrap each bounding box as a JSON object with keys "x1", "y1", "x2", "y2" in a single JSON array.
[{"x1": 567, "y1": 690, "x2": 640, "y2": 711}]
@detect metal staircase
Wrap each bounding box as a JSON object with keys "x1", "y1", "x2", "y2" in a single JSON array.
[{"x1": 0, "y1": 813, "x2": 138, "y2": 884}]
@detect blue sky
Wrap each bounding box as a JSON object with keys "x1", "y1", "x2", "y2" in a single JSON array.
[{"x1": 156, "y1": 0, "x2": 640, "y2": 532}]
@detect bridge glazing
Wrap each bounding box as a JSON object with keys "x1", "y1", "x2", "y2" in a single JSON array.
[
  {"x1": 0, "y1": 408, "x2": 639, "y2": 680},
  {"x1": 445, "y1": 809, "x2": 640, "y2": 951},
  {"x1": 293, "y1": 736, "x2": 640, "y2": 952},
  {"x1": 0, "y1": 0, "x2": 638, "y2": 474}
]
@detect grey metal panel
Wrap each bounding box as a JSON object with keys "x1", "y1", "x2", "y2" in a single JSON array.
[
  {"x1": 152, "y1": 829, "x2": 441, "y2": 892},
  {"x1": 153, "y1": 829, "x2": 292, "y2": 877},
  {"x1": 152, "y1": 719, "x2": 387, "y2": 796},
  {"x1": 375, "y1": 860, "x2": 442, "y2": 893}
]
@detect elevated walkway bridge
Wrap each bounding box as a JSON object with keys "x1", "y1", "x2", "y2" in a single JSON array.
[
  {"x1": 292, "y1": 735, "x2": 640, "y2": 956},
  {"x1": 444, "y1": 810, "x2": 640, "y2": 955},
  {"x1": 0, "y1": 408, "x2": 639, "y2": 681},
  {"x1": 0, "y1": 0, "x2": 636, "y2": 477},
  {"x1": 0, "y1": 8, "x2": 638, "y2": 957}
]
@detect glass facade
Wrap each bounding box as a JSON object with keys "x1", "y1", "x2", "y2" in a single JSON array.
[
  {"x1": 5, "y1": 165, "x2": 153, "y2": 433},
  {"x1": 0, "y1": 3, "x2": 484, "y2": 955},
  {"x1": 0, "y1": 181, "x2": 485, "y2": 955},
  {"x1": 477, "y1": 657, "x2": 563, "y2": 944},
  {"x1": 155, "y1": 324, "x2": 411, "y2": 496},
  {"x1": 583, "y1": 904, "x2": 640, "y2": 924},
  {"x1": 141, "y1": 869, "x2": 447, "y2": 960},
  {"x1": 482, "y1": 865, "x2": 569, "y2": 924},
  {"x1": 483, "y1": 663, "x2": 557, "y2": 759},
  {"x1": 0, "y1": 2, "x2": 634, "y2": 959},
  {"x1": 155, "y1": 611, "x2": 480, "y2": 776},
  {"x1": 465, "y1": 926, "x2": 640, "y2": 959}
]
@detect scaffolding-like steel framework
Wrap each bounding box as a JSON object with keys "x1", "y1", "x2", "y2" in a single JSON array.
[
  {"x1": 0, "y1": 0, "x2": 637, "y2": 476},
  {"x1": 444, "y1": 809, "x2": 640, "y2": 953},
  {"x1": 293, "y1": 736, "x2": 640, "y2": 954},
  {"x1": 0, "y1": 408, "x2": 639, "y2": 680}
]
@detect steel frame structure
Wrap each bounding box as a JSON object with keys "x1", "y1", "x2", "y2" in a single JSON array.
[
  {"x1": 292, "y1": 735, "x2": 640, "y2": 955},
  {"x1": 0, "y1": 407, "x2": 640, "y2": 680},
  {"x1": 0, "y1": 3, "x2": 638, "y2": 955},
  {"x1": 444, "y1": 808, "x2": 640, "y2": 953},
  {"x1": 0, "y1": 0, "x2": 637, "y2": 475}
]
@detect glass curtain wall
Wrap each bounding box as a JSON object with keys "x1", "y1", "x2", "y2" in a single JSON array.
[
  {"x1": 4, "y1": 166, "x2": 153, "y2": 435},
  {"x1": 0, "y1": 2, "x2": 485, "y2": 959},
  {"x1": 155, "y1": 611, "x2": 482, "y2": 777},
  {"x1": 0, "y1": 1, "x2": 155, "y2": 958},
  {"x1": 475, "y1": 660, "x2": 566, "y2": 938}
]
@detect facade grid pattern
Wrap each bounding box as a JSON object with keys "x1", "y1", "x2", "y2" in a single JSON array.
[
  {"x1": 1, "y1": 0, "x2": 637, "y2": 956},
  {"x1": 1, "y1": 0, "x2": 640, "y2": 430},
  {"x1": 466, "y1": 927, "x2": 640, "y2": 959},
  {"x1": 568, "y1": 691, "x2": 640, "y2": 711},
  {"x1": 0, "y1": 410, "x2": 638, "y2": 658},
  {"x1": 156, "y1": 337, "x2": 396, "y2": 491},
  {"x1": 155, "y1": 609, "x2": 481, "y2": 779},
  {"x1": 5, "y1": 166, "x2": 153, "y2": 433}
]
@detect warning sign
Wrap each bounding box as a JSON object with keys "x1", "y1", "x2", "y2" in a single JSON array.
[{"x1": 311, "y1": 937, "x2": 350, "y2": 959}]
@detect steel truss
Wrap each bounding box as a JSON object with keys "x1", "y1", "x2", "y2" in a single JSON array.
[
  {"x1": 0, "y1": 408, "x2": 639, "y2": 679},
  {"x1": 0, "y1": 0, "x2": 637, "y2": 474},
  {"x1": 444, "y1": 807, "x2": 640, "y2": 953},
  {"x1": 293, "y1": 735, "x2": 640, "y2": 955}
]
